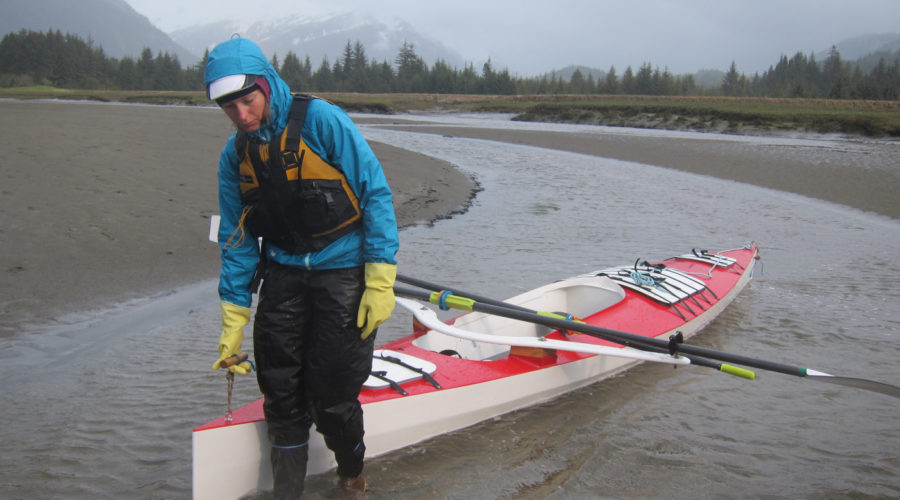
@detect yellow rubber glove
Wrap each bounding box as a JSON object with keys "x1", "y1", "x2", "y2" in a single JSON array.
[
  {"x1": 213, "y1": 301, "x2": 253, "y2": 375},
  {"x1": 357, "y1": 262, "x2": 397, "y2": 339}
]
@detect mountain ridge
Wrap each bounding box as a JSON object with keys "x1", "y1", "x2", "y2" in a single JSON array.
[
  {"x1": 0, "y1": 0, "x2": 198, "y2": 65},
  {"x1": 2, "y1": 1, "x2": 898, "y2": 79}
]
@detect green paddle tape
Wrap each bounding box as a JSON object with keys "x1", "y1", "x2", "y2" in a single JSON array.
[
  {"x1": 720, "y1": 363, "x2": 755, "y2": 380},
  {"x1": 537, "y1": 311, "x2": 585, "y2": 324},
  {"x1": 428, "y1": 292, "x2": 476, "y2": 311}
]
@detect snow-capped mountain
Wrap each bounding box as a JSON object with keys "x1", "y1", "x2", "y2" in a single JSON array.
[{"x1": 171, "y1": 12, "x2": 467, "y2": 69}]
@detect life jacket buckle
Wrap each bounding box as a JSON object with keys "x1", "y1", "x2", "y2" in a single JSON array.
[{"x1": 281, "y1": 150, "x2": 302, "y2": 171}]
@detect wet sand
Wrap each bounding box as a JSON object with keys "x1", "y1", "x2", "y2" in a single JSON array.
[
  {"x1": 2, "y1": 100, "x2": 896, "y2": 335},
  {"x1": 0, "y1": 100, "x2": 473, "y2": 333}
]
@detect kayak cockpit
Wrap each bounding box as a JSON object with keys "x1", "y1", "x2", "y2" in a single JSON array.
[{"x1": 410, "y1": 276, "x2": 625, "y2": 361}]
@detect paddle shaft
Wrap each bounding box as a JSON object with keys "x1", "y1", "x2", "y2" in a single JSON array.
[
  {"x1": 395, "y1": 278, "x2": 742, "y2": 375},
  {"x1": 396, "y1": 276, "x2": 741, "y2": 373},
  {"x1": 394, "y1": 281, "x2": 805, "y2": 378},
  {"x1": 397, "y1": 275, "x2": 900, "y2": 399}
]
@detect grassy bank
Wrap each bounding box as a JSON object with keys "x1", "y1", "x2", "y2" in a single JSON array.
[
  {"x1": 2, "y1": 87, "x2": 898, "y2": 137},
  {"x1": 505, "y1": 95, "x2": 900, "y2": 137}
]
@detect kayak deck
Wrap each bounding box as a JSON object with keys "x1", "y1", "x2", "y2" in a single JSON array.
[{"x1": 193, "y1": 244, "x2": 759, "y2": 499}]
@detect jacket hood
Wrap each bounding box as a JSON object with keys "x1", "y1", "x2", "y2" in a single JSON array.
[{"x1": 204, "y1": 37, "x2": 292, "y2": 141}]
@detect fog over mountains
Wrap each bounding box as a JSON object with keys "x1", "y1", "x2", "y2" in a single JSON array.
[
  {"x1": 169, "y1": 12, "x2": 466, "y2": 70},
  {"x1": 1, "y1": 0, "x2": 464, "y2": 71},
  {"x1": 2, "y1": 0, "x2": 899, "y2": 78}
]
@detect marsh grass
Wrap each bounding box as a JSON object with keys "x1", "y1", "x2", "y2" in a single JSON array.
[
  {"x1": 2, "y1": 87, "x2": 897, "y2": 137},
  {"x1": 507, "y1": 95, "x2": 900, "y2": 136}
]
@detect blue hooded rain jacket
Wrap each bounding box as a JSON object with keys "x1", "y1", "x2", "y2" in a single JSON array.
[{"x1": 205, "y1": 38, "x2": 399, "y2": 308}]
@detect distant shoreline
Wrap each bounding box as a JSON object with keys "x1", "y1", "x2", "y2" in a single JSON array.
[{"x1": 2, "y1": 89, "x2": 898, "y2": 138}]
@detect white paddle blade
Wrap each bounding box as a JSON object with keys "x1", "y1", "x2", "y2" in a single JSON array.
[{"x1": 395, "y1": 297, "x2": 688, "y2": 366}]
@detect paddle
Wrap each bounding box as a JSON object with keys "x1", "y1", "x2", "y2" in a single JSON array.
[
  {"x1": 397, "y1": 275, "x2": 753, "y2": 379},
  {"x1": 395, "y1": 275, "x2": 900, "y2": 399},
  {"x1": 395, "y1": 284, "x2": 752, "y2": 379},
  {"x1": 395, "y1": 297, "x2": 693, "y2": 366}
]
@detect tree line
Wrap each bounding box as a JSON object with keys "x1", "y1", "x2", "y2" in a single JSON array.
[
  {"x1": 722, "y1": 47, "x2": 898, "y2": 100},
  {"x1": 1, "y1": 29, "x2": 898, "y2": 100},
  {"x1": 0, "y1": 30, "x2": 197, "y2": 90}
]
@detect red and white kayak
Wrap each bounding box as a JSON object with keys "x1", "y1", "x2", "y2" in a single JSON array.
[{"x1": 193, "y1": 244, "x2": 759, "y2": 499}]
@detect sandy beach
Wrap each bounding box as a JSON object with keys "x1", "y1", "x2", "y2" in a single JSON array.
[{"x1": 1, "y1": 99, "x2": 896, "y2": 335}]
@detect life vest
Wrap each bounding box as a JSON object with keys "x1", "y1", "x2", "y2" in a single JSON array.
[{"x1": 235, "y1": 94, "x2": 362, "y2": 254}]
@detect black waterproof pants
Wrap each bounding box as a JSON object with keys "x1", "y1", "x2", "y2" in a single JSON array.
[{"x1": 253, "y1": 262, "x2": 375, "y2": 480}]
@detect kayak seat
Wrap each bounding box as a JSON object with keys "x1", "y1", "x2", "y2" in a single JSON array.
[
  {"x1": 363, "y1": 349, "x2": 438, "y2": 391},
  {"x1": 411, "y1": 277, "x2": 625, "y2": 361}
]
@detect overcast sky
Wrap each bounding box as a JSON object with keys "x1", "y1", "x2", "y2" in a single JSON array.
[{"x1": 125, "y1": 0, "x2": 900, "y2": 76}]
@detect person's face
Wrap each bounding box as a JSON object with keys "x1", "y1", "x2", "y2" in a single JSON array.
[{"x1": 220, "y1": 89, "x2": 268, "y2": 133}]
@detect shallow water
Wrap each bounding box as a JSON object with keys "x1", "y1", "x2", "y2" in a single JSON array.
[{"x1": 1, "y1": 115, "x2": 898, "y2": 499}]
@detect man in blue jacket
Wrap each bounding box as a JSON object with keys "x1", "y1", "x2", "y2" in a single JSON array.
[{"x1": 205, "y1": 37, "x2": 399, "y2": 498}]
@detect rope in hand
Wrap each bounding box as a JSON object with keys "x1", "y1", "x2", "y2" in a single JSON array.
[
  {"x1": 225, "y1": 372, "x2": 235, "y2": 423},
  {"x1": 223, "y1": 354, "x2": 256, "y2": 424}
]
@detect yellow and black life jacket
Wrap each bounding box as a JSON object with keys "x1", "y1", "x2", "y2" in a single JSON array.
[{"x1": 235, "y1": 94, "x2": 362, "y2": 254}]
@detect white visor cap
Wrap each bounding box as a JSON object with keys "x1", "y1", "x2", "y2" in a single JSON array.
[{"x1": 207, "y1": 74, "x2": 257, "y2": 101}]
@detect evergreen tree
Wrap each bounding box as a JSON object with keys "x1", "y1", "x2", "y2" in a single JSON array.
[
  {"x1": 158, "y1": 51, "x2": 184, "y2": 89},
  {"x1": 480, "y1": 58, "x2": 495, "y2": 93},
  {"x1": 302, "y1": 56, "x2": 313, "y2": 86},
  {"x1": 605, "y1": 65, "x2": 619, "y2": 94},
  {"x1": 635, "y1": 62, "x2": 653, "y2": 94},
  {"x1": 117, "y1": 56, "x2": 140, "y2": 89},
  {"x1": 494, "y1": 67, "x2": 515, "y2": 94},
  {"x1": 371, "y1": 59, "x2": 394, "y2": 92},
  {"x1": 341, "y1": 41, "x2": 355, "y2": 75},
  {"x1": 823, "y1": 46, "x2": 849, "y2": 98},
  {"x1": 570, "y1": 68, "x2": 585, "y2": 93},
  {"x1": 659, "y1": 67, "x2": 675, "y2": 95},
  {"x1": 193, "y1": 49, "x2": 209, "y2": 90},
  {"x1": 349, "y1": 41, "x2": 369, "y2": 91},
  {"x1": 680, "y1": 73, "x2": 696, "y2": 95},
  {"x1": 429, "y1": 59, "x2": 455, "y2": 93},
  {"x1": 270, "y1": 53, "x2": 280, "y2": 73},
  {"x1": 621, "y1": 66, "x2": 635, "y2": 94},
  {"x1": 395, "y1": 41, "x2": 425, "y2": 92},
  {"x1": 331, "y1": 58, "x2": 344, "y2": 89},
  {"x1": 459, "y1": 62, "x2": 479, "y2": 93},
  {"x1": 280, "y1": 51, "x2": 305, "y2": 90},
  {"x1": 311, "y1": 57, "x2": 334, "y2": 91},
  {"x1": 585, "y1": 73, "x2": 596, "y2": 94},
  {"x1": 137, "y1": 47, "x2": 155, "y2": 89},
  {"x1": 721, "y1": 61, "x2": 741, "y2": 96},
  {"x1": 3, "y1": 29, "x2": 900, "y2": 100}
]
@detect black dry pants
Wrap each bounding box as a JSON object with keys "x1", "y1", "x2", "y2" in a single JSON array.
[{"x1": 254, "y1": 262, "x2": 375, "y2": 480}]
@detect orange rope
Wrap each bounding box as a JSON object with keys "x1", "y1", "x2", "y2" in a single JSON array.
[{"x1": 223, "y1": 206, "x2": 252, "y2": 250}]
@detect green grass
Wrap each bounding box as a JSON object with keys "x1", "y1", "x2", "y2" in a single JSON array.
[
  {"x1": 0, "y1": 87, "x2": 211, "y2": 105},
  {"x1": 503, "y1": 95, "x2": 900, "y2": 137},
  {"x1": 2, "y1": 87, "x2": 898, "y2": 137}
]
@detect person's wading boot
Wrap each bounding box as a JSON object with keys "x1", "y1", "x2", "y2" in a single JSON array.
[
  {"x1": 338, "y1": 472, "x2": 367, "y2": 499},
  {"x1": 271, "y1": 443, "x2": 308, "y2": 499}
]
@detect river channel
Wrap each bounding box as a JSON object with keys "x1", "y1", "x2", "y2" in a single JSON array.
[{"x1": 2, "y1": 113, "x2": 899, "y2": 499}]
